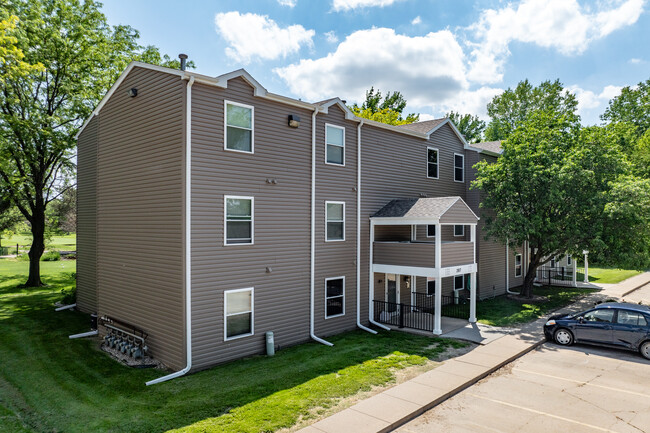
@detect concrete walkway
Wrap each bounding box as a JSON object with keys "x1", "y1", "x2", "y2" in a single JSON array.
[{"x1": 299, "y1": 272, "x2": 650, "y2": 433}]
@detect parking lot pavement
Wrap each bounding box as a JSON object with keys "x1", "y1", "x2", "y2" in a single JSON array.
[
  {"x1": 395, "y1": 343, "x2": 650, "y2": 433},
  {"x1": 623, "y1": 283, "x2": 650, "y2": 304}
]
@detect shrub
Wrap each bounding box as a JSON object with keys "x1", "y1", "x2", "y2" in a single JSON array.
[
  {"x1": 41, "y1": 251, "x2": 61, "y2": 261},
  {"x1": 17, "y1": 253, "x2": 30, "y2": 261},
  {"x1": 60, "y1": 286, "x2": 76, "y2": 305}
]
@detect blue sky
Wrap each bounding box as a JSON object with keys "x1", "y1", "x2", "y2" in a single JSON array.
[{"x1": 102, "y1": 0, "x2": 649, "y2": 125}]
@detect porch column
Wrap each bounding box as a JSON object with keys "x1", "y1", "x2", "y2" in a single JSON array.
[
  {"x1": 470, "y1": 224, "x2": 477, "y2": 323},
  {"x1": 369, "y1": 221, "x2": 375, "y2": 321},
  {"x1": 572, "y1": 256, "x2": 577, "y2": 287},
  {"x1": 583, "y1": 250, "x2": 589, "y2": 283},
  {"x1": 434, "y1": 223, "x2": 442, "y2": 335}
]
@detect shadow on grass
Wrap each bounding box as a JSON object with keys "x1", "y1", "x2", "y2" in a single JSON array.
[{"x1": 0, "y1": 270, "x2": 467, "y2": 433}]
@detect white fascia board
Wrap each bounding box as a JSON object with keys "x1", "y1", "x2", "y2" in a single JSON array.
[
  {"x1": 465, "y1": 144, "x2": 502, "y2": 158},
  {"x1": 372, "y1": 264, "x2": 438, "y2": 278},
  {"x1": 318, "y1": 98, "x2": 357, "y2": 120},
  {"x1": 424, "y1": 118, "x2": 470, "y2": 148},
  {"x1": 369, "y1": 217, "x2": 440, "y2": 225},
  {"x1": 215, "y1": 68, "x2": 268, "y2": 97}
]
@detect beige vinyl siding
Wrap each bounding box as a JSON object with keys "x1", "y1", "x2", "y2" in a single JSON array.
[
  {"x1": 314, "y1": 106, "x2": 358, "y2": 337},
  {"x1": 508, "y1": 245, "x2": 525, "y2": 288},
  {"x1": 76, "y1": 116, "x2": 98, "y2": 314},
  {"x1": 439, "y1": 200, "x2": 478, "y2": 224},
  {"x1": 361, "y1": 123, "x2": 467, "y2": 316},
  {"x1": 96, "y1": 67, "x2": 186, "y2": 370},
  {"x1": 373, "y1": 242, "x2": 436, "y2": 267},
  {"x1": 415, "y1": 224, "x2": 468, "y2": 242},
  {"x1": 441, "y1": 242, "x2": 474, "y2": 267},
  {"x1": 190, "y1": 77, "x2": 313, "y2": 370}
]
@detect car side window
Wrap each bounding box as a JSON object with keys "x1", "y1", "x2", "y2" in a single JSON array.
[
  {"x1": 583, "y1": 309, "x2": 615, "y2": 323},
  {"x1": 616, "y1": 310, "x2": 648, "y2": 326}
]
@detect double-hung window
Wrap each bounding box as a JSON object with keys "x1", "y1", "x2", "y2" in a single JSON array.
[
  {"x1": 224, "y1": 288, "x2": 253, "y2": 340},
  {"x1": 427, "y1": 147, "x2": 439, "y2": 179},
  {"x1": 225, "y1": 101, "x2": 254, "y2": 153},
  {"x1": 454, "y1": 153, "x2": 464, "y2": 182},
  {"x1": 225, "y1": 196, "x2": 253, "y2": 245},
  {"x1": 325, "y1": 124, "x2": 345, "y2": 165},
  {"x1": 326, "y1": 201, "x2": 345, "y2": 241},
  {"x1": 427, "y1": 225, "x2": 436, "y2": 237},
  {"x1": 325, "y1": 277, "x2": 345, "y2": 318},
  {"x1": 454, "y1": 225, "x2": 464, "y2": 237},
  {"x1": 515, "y1": 254, "x2": 522, "y2": 277}
]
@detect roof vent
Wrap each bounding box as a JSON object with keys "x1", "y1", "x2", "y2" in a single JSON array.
[{"x1": 178, "y1": 53, "x2": 188, "y2": 71}]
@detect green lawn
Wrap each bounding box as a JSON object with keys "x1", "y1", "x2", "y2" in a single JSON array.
[
  {"x1": 477, "y1": 286, "x2": 597, "y2": 327},
  {"x1": 0, "y1": 232, "x2": 76, "y2": 254},
  {"x1": 586, "y1": 267, "x2": 642, "y2": 284},
  {"x1": 0, "y1": 259, "x2": 466, "y2": 433}
]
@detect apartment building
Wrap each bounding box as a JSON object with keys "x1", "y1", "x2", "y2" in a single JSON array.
[{"x1": 76, "y1": 62, "x2": 525, "y2": 378}]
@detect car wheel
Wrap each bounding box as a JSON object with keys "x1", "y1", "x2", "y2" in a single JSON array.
[
  {"x1": 640, "y1": 341, "x2": 650, "y2": 360},
  {"x1": 554, "y1": 328, "x2": 574, "y2": 346}
]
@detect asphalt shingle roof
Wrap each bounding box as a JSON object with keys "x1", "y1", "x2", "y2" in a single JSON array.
[
  {"x1": 372, "y1": 197, "x2": 461, "y2": 219},
  {"x1": 472, "y1": 140, "x2": 502, "y2": 154},
  {"x1": 397, "y1": 118, "x2": 447, "y2": 134}
]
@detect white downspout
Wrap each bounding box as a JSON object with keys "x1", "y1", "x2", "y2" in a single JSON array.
[
  {"x1": 356, "y1": 120, "x2": 376, "y2": 335},
  {"x1": 506, "y1": 239, "x2": 517, "y2": 294},
  {"x1": 147, "y1": 75, "x2": 195, "y2": 385},
  {"x1": 310, "y1": 108, "x2": 333, "y2": 347}
]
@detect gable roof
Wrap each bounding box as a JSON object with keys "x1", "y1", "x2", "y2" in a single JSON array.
[
  {"x1": 371, "y1": 196, "x2": 478, "y2": 222},
  {"x1": 470, "y1": 140, "x2": 502, "y2": 155},
  {"x1": 398, "y1": 119, "x2": 447, "y2": 134}
]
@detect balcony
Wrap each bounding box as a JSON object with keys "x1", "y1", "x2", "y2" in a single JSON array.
[{"x1": 373, "y1": 240, "x2": 474, "y2": 269}]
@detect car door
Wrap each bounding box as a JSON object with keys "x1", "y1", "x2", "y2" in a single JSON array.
[
  {"x1": 611, "y1": 309, "x2": 648, "y2": 348},
  {"x1": 573, "y1": 308, "x2": 615, "y2": 344}
]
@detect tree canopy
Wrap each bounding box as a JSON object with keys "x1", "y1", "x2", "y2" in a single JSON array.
[
  {"x1": 0, "y1": 0, "x2": 192, "y2": 286},
  {"x1": 349, "y1": 87, "x2": 419, "y2": 125},
  {"x1": 601, "y1": 79, "x2": 650, "y2": 136},
  {"x1": 446, "y1": 111, "x2": 485, "y2": 143},
  {"x1": 484, "y1": 79, "x2": 579, "y2": 141}
]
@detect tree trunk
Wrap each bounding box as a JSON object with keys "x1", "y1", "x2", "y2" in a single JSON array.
[
  {"x1": 520, "y1": 255, "x2": 542, "y2": 299},
  {"x1": 25, "y1": 205, "x2": 45, "y2": 287}
]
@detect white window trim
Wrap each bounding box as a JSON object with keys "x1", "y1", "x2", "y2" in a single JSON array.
[
  {"x1": 325, "y1": 276, "x2": 345, "y2": 319},
  {"x1": 515, "y1": 254, "x2": 522, "y2": 277},
  {"x1": 325, "y1": 123, "x2": 345, "y2": 166},
  {"x1": 454, "y1": 152, "x2": 464, "y2": 183},
  {"x1": 454, "y1": 274, "x2": 465, "y2": 291},
  {"x1": 325, "y1": 201, "x2": 345, "y2": 242},
  {"x1": 426, "y1": 225, "x2": 436, "y2": 238},
  {"x1": 224, "y1": 195, "x2": 254, "y2": 246},
  {"x1": 454, "y1": 225, "x2": 465, "y2": 237},
  {"x1": 224, "y1": 287, "x2": 254, "y2": 341},
  {"x1": 427, "y1": 146, "x2": 439, "y2": 180},
  {"x1": 426, "y1": 278, "x2": 435, "y2": 297},
  {"x1": 224, "y1": 100, "x2": 254, "y2": 154}
]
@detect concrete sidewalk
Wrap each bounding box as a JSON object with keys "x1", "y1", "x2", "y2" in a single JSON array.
[{"x1": 299, "y1": 272, "x2": 650, "y2": 433}]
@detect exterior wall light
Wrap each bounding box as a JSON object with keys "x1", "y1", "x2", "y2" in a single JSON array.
[
  {"x1": 128, "y1": 88, "x2": 138, "y2": 97},
  {"x1": 288, "y1": 114, "x2": 300, "y2": 128}
]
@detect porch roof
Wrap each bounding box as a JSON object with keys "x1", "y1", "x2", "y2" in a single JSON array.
[{"x1": 370, "y1": 196, "x2": 479, "y2": 225}]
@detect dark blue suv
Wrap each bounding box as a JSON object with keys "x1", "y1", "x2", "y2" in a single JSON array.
[{"x1": 544, "y1": 302, "x2": 650, "y2": 360}]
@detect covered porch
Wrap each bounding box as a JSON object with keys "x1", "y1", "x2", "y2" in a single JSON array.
[{"x1": 369, "y1": 197, "x2": 479, "y2": 335}]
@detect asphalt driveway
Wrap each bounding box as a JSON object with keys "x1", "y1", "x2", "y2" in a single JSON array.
[{"x1": 396, "y1": 343, "x2": 650, "y2": 433}]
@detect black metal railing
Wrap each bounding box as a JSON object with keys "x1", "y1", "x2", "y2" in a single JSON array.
[
  {"x1": 373, "y1": 292, "x2": 471, "y2": 332},
  {"x1": 535, "y1": 265, "x2": 577, "y2": 287}
]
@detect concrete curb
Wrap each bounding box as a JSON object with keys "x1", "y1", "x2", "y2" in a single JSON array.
[
  {"x1": 377, "y1": 338, "x2": 546, "y2": 433},
  {"x1": 621, "y1": 280, "x2": 650, "y2": 298}
]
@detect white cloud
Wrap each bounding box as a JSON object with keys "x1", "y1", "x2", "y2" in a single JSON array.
[
  {"x1": 439, "y1": 87, "x2": 504, "y2": 119},
  {"x1": 467, "y1": 0, "x2": 644, "y2": 84},
  {"x1": 275, "y1": 27, "x2": 468, "y2": 107},
  {"x1": 214, "y1": 12, "x2": 314, "y2": 64},
  {"x1": 411, "y1": 16, "x2": 422, "y2": 25},
  {"x1": 332, "y1": 0, "x2": 405, "y2": 12},
  {"x1": 324, "y1": 31, "x2": 339, "y2": 43},
  {"x1": 567, "y1": 84, "x2": 622, "y2": 115},
  {"x1": 277, "y1": 0, "x2": 297, "y2": 6},
  {"x1": 629, "y1": 57, "x2": 644, "y2": 64}
]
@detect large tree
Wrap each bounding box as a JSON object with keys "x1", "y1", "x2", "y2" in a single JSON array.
[
  {"x1": 601, "y1": 79, "x2": 650, "y2": 136},
  {"x1": 0, "y1": 0, "x2": 191, "y2": 286},
  {"x1": 349, "y1": 87, "x2": 419, "y2": 125},
  {"x1": 473, "y1": 109, "x2": 632, "y2": 298},
  {"x1": 446, "y1": 111, "x2": 485, "y2": 143},
  {"x1": 484, "y1": 79, "x2": 578, "y2": 141}
]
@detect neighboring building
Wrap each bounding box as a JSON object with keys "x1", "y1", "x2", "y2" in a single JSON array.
[{"x1": 76, "y1": 62, "x2": 526, "y2": 377}]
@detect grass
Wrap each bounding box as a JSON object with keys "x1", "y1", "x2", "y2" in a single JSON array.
[
  {"x1": 0, "y1": 258, "x2": 466, "y2": 433},
  {"x1": 586, "y1": 267, "x2": 642, "y2": 284},
  {"x1": 477, "y1": 286, "x2": 598, "y2": 327},
  {"x1": 0, "y1": 232, "x2": 76, "y2": 254}
]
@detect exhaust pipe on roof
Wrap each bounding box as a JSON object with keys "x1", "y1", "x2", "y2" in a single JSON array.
[{"x1": 178, "y1": 53, "x2": 188, "y2": 71}]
